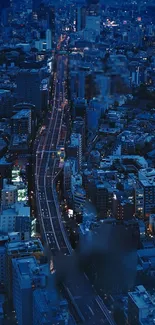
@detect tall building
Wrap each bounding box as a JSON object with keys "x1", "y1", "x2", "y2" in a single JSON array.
[
  {"x1": 16, "y1": 70, "x2": 42, "y2": 115},
  {"x1": 32, "y1": 0, "x2": 42, "y2": 12},
  {"x1": 128, "y1": 285, "x2": 155, "y2": 325},
  {"x1": 12, "y1": 256, "x2": 49, "y2": 325},
  {"x1": 0, "y1": 0, "x2": 11, "y2": 10},
  {"x1": 0, "y1": 158, "x2": 12, "y2": 191},
  {"x1": 73, "y1": 117, "x2": 85, "y2": 152},
  {"x1": 137, "y1": 168, "x2": 155, "y2": 218},
  {"x1": 73, "y1": 98, "x2": 87, "y2": 121},
  {"x1": 0, "y1": 202, "x2": 30, "y2": 235},
  {"x1": 1, "y1": 179, "x2": 18, "y2": 210},
  {"x1": 73, "y1": 186, "x2": 86, "y2": 214},
  {"x1": 33, "y1": 289, "x2": 69, "y2": 325},
  {"x1": 85, "y1": 15, "x2": 100, "y2": 34},
  {"x1": 47, "y1": 6, "x2": 55, "y2": 47},
  {"x1": 0, "y1": 235, "x2": 8, "y2": 291},
  {"x1": 112, "y1": 194, "x2": 134, "y2": 221},
  {"x1": 0, "y1": 89, "x2": 15, "y2": 118},
  {"x1": 6, "y1": 238, "x2": 44, "y2": 300},
  {"x1": 46, "y1": 29, "x2": 52, "y2": 50},
  {"x1": 11, "y1": 109, "x2": 32, "y2": 135},
  {"x1": 63, "y1": 160, "x2": 72, "y2": 195},
  {"x1": 70, "y1": 133, "x2": 82, "y2": 170}
]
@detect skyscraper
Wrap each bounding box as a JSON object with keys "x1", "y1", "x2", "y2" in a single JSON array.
[
  {"x1": 0, "y1": 0, "x2": 11, "y2": 10},
  {"x1": 32, "y1": 0, "x2": 42, "y2": 12},
  {"x1": 12, "y1": 256, "x2": 49, "y2": 325}
]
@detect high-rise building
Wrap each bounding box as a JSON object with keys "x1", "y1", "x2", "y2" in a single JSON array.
[
  {"x1": 46, "y1": 29, "x2": 52, "y2": 50},
  {"x1": 128, "y1": 285, "x2": 155, "y2": 325},
  {"x1": 6, "y1": 238, "x2": 44, "y2": 300},
  {"x1": 32, "y1": 0, "x2": 42, "y2": 12},
  {"x1": 12, "y1": 256, "x2": 49, "y2": 325},
  {"x1": 0, "y1": 235, "x2": 8, "y2": 291},
  {"x1": 73, "y1": 117, "x2": 85, "y2": 152},
  {"x1": 137, "y1": 168, "x2": 155, "y2": 218},
  {"x1": 11, "y1": 109, "x2": 32, "y2": 135},
  {"x1": 0, "y1": 0, "x2": 11, "y2": 10},
  {"x1": 70, "y1": 133, "x2": 82, "y2": 170},
  {"x1": 73, "y1": 98, "x2": 87, "y2": 121},
  {"x1": 0, "y1": 158, "x2": 12, "y2": 191},
  {"x1": 63, "y1": 160, "x2": 72, "y2": 195},
  {"x1": 73, "y1": 186, "x2": 86, "y2": 214},
  {"x1": 85, "y1": 15, "x2": 100, "y2": 34},
  {"x1": 16, "y1": 69, "x2": 42, "y2": 115},
  {"x1": 33, "y1": 289, "x2": 69, "y2": 325},
  {"x1": 112, "y1": 194, "x2": 134, "y2": 221},
  {"x1": 0, "y1": 89, "x2": 15, "y2": 118},
  {"x1": 1, "y1": 179, "x2": 18, "y2": 210},
  {"x1": 0, "y1": 203, "x2": 30, "y2": 235},
  {"x1": 47, "y1": 6, "x2": 55, "y2": 47}
]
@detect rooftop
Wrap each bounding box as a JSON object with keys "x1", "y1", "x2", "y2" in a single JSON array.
[
  {"x1": 11, "y1": 109, "x2": 31, "y2": 120},
  {"x1": 6, "y1": 238, "x2": 43, "y2": 255},
  {"x1": 128, "y1": 285, "x2": 153, "y2": 309},
  {"x1": 12, "y1": 256, "x2": 48, "y2": 288}
]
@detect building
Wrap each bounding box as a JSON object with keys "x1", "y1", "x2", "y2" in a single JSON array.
[
  {"x1": 0, "y1": 235, "x2": 8, "y2": 291},
  {"x1": 0, "y1": 201, "x2": 31, "y2": 237},
  {"x1": 0, "y1": 89, "x2": 15, "y2": 118},
  {"x1": 73, "y1": 98, "x2": 87, "y2": 121},
  {"x1": 0, "y1": 0, "x2": 11, "y2": 10},
  {"x1": 71, "y1": 174, "x2": 82, "y2": 195},
  {"x1": 113, "y1": 194, "x2": 135, "y2": 221},
  {"x1": 73, "y1": 186, "x2": 86, "y2": 214},
  {"x1": 33, "y1": 289, "x2": 69, "y2": 325},
  {"x1": 1, "y1": 179, "x2": 18, "y2": 210},
  {"x1": 63, "y1": 160, "x2": 72, "y2": 196},
  {"x1": 16, "y1": 69, "x2": 43, "y2": 115},
  {"x1": 46, "y1": 29, "x2": 52, "y2": 50},
  {"x1": 12, "y1": 256, "x2": 49, "y2": 325},
  {"x1": 85, "y1": 15, "x2": 100, "y2": 34},
  {"x1": 32, "y1": 0, "x2": 42, "y2": 12},
  {"x1": 149, "y1": 214, "x2": 155, "y2": 234},
  {"x1": 138, "y1": 168, "x2": 155, "y2": 218},
  {"x1": 88, "y1": 182, "x2": 113, "y2": 219},
  {"x1": 13, "y1": 103, "x2": 36, "y2": 135},
  {"x1": 0, "y1": 158, "x2": 12, "y2": 191},
  {"x1": 71, "y1": 133, "x2": 82, "y2": 170},
  {"x1": 128, "y1": 285, "x2": 155, "y2": 325},
  {"x1": 73, "y1": 117, "x2": 85, "y2": 152},
  {"x1": 11, "y1": 109, "x2": 32, "y2": 135},
  {"x1": 6, "y1": 238, "x2": 44, "y2": 300},
  {"x1": 47, "y1": 6, "x2": 55, "y2": 47}
]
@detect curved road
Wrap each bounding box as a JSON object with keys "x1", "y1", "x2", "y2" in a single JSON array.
[{"x1": 35, "y1": 53, "x2": 116, "y2": 325}]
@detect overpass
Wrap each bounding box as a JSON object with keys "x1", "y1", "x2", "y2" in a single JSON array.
[{"x1": 35, "y1": 53, "x2": 116, "y2": 325}]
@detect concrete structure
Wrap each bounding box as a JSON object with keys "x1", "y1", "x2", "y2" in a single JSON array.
[
  {"x1": 1, "y1": 179, "x2": 18, "y2": 209},
  {"x1": 138, "y1": 168, "x2": 155, "y2": 218},
  {"x1": 85, "y1": 15, "x2": 100, "y2": 34},
  {"x1": 12, "y1": 256, "x2": 48, "y2": 325},
  {"x1": 6, "y1": 238, "x2": 44, "y2": 300},
  {"x1": 33, "y1": 290, "x2": 69, "y2": 325},
  {"x1": 17, "y1": 69, "x2": 42, "y2": 115},
  {"x1": 73, "y1": 186, "x2": 86, "y2": 214},
  {"x1": 46, "y1": 29, "x2": 52, "y2": 50},
  {"x1": 11, "y1": 109, "x2": 32, "y2": 135},
  {"x1": 128, "y1": 285, "x2": 155, "y2": 325}
]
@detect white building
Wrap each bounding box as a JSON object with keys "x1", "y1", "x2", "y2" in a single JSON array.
[
  {"x1": 46, "y1": 29, "x2": 52, "y2": 50},
  {"x1": 0, "y1": 202, "x2": 30, "y2": 236},
  {"x1": 1, "y1": 179, "x2": 18, "y2": 210},
  {"x1": 71, "y1": 133, "x2": 82, "y2": 170},
  {"x1": 85, "y1": 15, "x2": 100, "y2": 34}
]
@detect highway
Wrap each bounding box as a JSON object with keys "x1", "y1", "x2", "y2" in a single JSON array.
[{"x1": 35, "y1": 53, "x2": 116, "y2": 325}]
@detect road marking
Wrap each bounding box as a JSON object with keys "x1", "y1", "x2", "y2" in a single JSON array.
[{"x1": 87, "y1": 305, "x2": 94, "y2": 316}]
